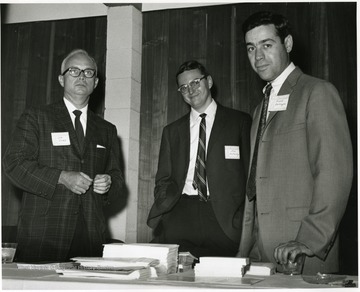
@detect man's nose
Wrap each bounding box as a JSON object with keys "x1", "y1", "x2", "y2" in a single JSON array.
[
  {"x1": 188, "y1": 86, "x2": 194, "y2": 94},
  {"x1": 255, "y1": 49, "x2": 264, "y2": 61},
  {"x1": 78, "y1": 72, "x2": 86, "y2": 80}
]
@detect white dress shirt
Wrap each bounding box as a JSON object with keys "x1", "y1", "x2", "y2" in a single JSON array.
[
  {"x1": 63, "y1": 97, "x2": 88, "y2": 135},
  {"x1": 182, "y1": 99, "x2": 217, "y2": 196}
]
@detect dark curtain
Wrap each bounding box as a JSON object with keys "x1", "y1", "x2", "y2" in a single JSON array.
[
  {"x1": 140, "y1": 2, "x2": 357, "y2": 274},
  {"x1": 1, "y1": 16, "x2": 107, "y2": 237}
]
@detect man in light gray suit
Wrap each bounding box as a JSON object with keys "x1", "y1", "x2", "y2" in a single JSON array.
[{"x1": 237, "y1": 11, "x2": 353, "y2": 275}]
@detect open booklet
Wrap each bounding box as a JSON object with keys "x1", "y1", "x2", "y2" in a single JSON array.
[
  {"x1": 70, "y1": 257, "x2": 160, "y2": 270},
  {"x1": 55, "y1": 257, "x2": 160, "y2": 280},
  {"x1": 56, "y1": 266, "x2": 157, "y2": 280},
  {"x1": 17, "y1": 262, "x2": 78, "y2": 270}
]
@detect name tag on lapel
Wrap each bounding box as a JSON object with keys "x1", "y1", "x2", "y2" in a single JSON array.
[
  {"x1": 225, "y1": 145, "x2": 240, "y2": 159},
  {"x1": 51, "y1": 132, "x2": 70, "y2": 146},
  {"x1": 268, "y1": 94, "x2": 289, "y2": 111}
]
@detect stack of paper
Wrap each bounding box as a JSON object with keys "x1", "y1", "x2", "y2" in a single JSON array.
[
  {"x1": 194, "y1": 257, "x2": 250, "y2": 278},
  {"x1": 246, "y1": 262, "x2": 276, "y2": 276},
  {"x1": 102, "y1": 243, "x2": 179, "y2": 275}
]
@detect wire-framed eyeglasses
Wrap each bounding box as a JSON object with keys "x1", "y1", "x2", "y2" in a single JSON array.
[
  {"x1": 177, "y1": 75, "x2": 207, "y2": 94},
  {"x1": 62, "y1": 67, "x2": 96, "y2": 78}
]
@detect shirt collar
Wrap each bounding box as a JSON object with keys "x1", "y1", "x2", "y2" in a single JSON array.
[
  {"x1": 190, "y1": 98, "x2": 217, "y2": 121},
  {"x1": 63, "y1": 97, "x2": 88, "y2": 116},
  {"x1": 263, "y1": 62, "x2": 296, "y2": 95}
]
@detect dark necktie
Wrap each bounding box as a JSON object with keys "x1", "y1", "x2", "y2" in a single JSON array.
[
  {"x1": 73, "y1": 110, "x2": 84, "y2": 151},
  {"x1": 192, "y1": 113, "x2": 208, "y2": 202},
  {"x1": 247, "y1": 83, "x2": 272, "y2": 201}
]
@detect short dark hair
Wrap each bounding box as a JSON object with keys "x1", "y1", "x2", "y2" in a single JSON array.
[
  {"x1": 242, "y1": 11, "x2": 291, "y2": 43},
  {"x1": 175, "y1": 60, "x2": 209, "y2": 83}
]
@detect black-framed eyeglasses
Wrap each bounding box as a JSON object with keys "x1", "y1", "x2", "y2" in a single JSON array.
[
  {"x1": 62, "y1": 67, "x2": 96, "y2": 78},
  {"x1": 177, "y1": 75, "x2": 207, "y2": 94}
]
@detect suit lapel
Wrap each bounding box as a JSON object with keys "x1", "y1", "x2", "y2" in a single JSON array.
[
  {"x1": 266, "y1": 67, "x2": 302, "y2": 126},
  {"x1": 176, "y1": 114, "x2": 191, "y2": 176},
  {"x1": 84, "y1": 110, "x2": 98, "y2": 157},
  {"x1": 177, "y1": 114, "x2": 190, "y2": 158},
  {"x1": 54, "y1": 101, "x2": 83, "y2": 158},
  {"x1": 278, "y1": 67, "x2": 302, "y2": 95},
  {"x1": 207, "y1": 104, "x2": 226, "y2": 155}
]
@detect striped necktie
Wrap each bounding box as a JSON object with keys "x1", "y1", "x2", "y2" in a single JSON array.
[
  {"x1": 192, "y1": 113, "x2": 208, "y2": 201},
  {"x1": 247, "y1": 83, "x2": 272, "y2": 201}
]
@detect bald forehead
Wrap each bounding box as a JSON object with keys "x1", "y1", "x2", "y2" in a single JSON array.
[{"x1": 65, "y1": 53, "x2": 96, "y2": 69}]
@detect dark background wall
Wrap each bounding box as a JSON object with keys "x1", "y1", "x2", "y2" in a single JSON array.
[{"x1": 139, "y1": 2, "x2": 357, "y2": 275}]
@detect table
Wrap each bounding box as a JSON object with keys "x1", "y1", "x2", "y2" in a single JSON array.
[{"x1": 2, "y1": 263, "x2": 357, "y2": 290}]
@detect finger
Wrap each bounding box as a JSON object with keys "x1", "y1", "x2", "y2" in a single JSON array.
[
  {"x1": 276, "y1": 248, "x2": 287, "y2": 264},
  {"x1": 93, "y1": 184, "x2": 111, "y2": 194},
  {"x1": 80, "y1": 172, "x2": 93, "y2": 182},
  {"x1": 280, "y1": 248, "x2": 289, "y2": 264},
  {"x1": 94, "y1": 181, "x2": 108, "y2": 188},
  {"x1": 274, "y1": 246, "x2": 281, "y2": 263},
  {"x1": 72, "y1": 185, "x2": 84, "y2": 195},
  {"x1": 94, "y1": 178, "x2": 111, "y2": 187},
  {"x1": 280, "y1": 246, "x2": 295, "y2": 264},
  {"x1": 72, "y1": 189, "x2": 82, "y2": 195},
  {"x1": 93, "y1": 187, "x2": 107, "y2": 194},
  {"x1": 94, "y1": 178, "x2": 106, "y2": 184},
  {"x1": 274, "y1": 243, "x2": 287, "y2": 263},
  {"x1": 93, "y1": 189, "x2": 105, "y2": 194},
  {"x1": 95, "y1": 184, "x2": 108, "y2": 191},
  {"x1": 94, "y1": 174, "x2": 106, "y2": 180},
  {"x1": 289, "y1": 249, "x2": 301, "y2": 263},
  {"x1": 95, "y1": 174, "x2": 111, "y2": 184}
]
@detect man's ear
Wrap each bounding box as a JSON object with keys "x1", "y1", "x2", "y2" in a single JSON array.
[
  {"x1": 94, "y1": 77, "x2": 99, "y2": 89},
  {"x1": 58, "y1": 75, "x2": 64, "y2": 87},
  {"x1": 207, "y1": 75, "x2": 213, "y2": 89},
  {"x1": 284, "y1": 34, "x2": 293, "y2": 53}
]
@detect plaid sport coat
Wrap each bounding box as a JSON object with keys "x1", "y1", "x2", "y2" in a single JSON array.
[{"x1": 3, "y1": 100, "x2": 124, "y2": 262}]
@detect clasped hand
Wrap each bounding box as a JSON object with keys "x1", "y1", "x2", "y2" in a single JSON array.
[
  {"x1": 274, "y1": 240, "x2": 314, "y2": 264},
  {"x1": 59, "y1": 171, "x2": 111, "y2": 195}
]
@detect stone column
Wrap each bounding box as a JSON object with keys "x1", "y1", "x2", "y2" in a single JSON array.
[{"x1": 105, "y1": 5, "x2": 142, "y2": 243}]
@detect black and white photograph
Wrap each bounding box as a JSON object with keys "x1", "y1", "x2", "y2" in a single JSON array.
[{"x1": 1, "y1": 1, "x2": 357, "y2": 290}]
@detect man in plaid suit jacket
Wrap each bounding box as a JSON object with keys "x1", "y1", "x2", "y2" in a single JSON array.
[{"x1": 3, "y1": 49, "x2": 124, "y2": 262}]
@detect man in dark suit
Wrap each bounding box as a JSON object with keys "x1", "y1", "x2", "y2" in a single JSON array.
[
  {"x1": 147, "y1": 60, "x2": 251, "y2": 257},
  {"x1": 3, "y1": 49, "x2": 124, "y2": 262},
  {"x1": 237, "y1": 11, "x2": 352, "y2": 274}
]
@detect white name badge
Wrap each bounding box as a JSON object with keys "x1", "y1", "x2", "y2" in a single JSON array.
[
  {"x1": 268, "y1": 94, "x2": 289, "y2": 111},
  {"x1": 51, "y1": 132, "x2": 70, "y2": 146},
  {"x1": 225, "y1": 145, "x2": 240, "y2": 159}
]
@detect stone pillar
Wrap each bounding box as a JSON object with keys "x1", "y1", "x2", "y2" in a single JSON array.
[{"x1": 105, "y1": 5, "x2": 142, "y2": 243}]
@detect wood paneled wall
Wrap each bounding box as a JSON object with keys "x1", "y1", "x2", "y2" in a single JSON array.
[
  {"x1": 1, "y1": 16, "x2": 107, "y2": 227},
  {"x1": 139, "y1": 2, "x2": 357, "y2": 274}
]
